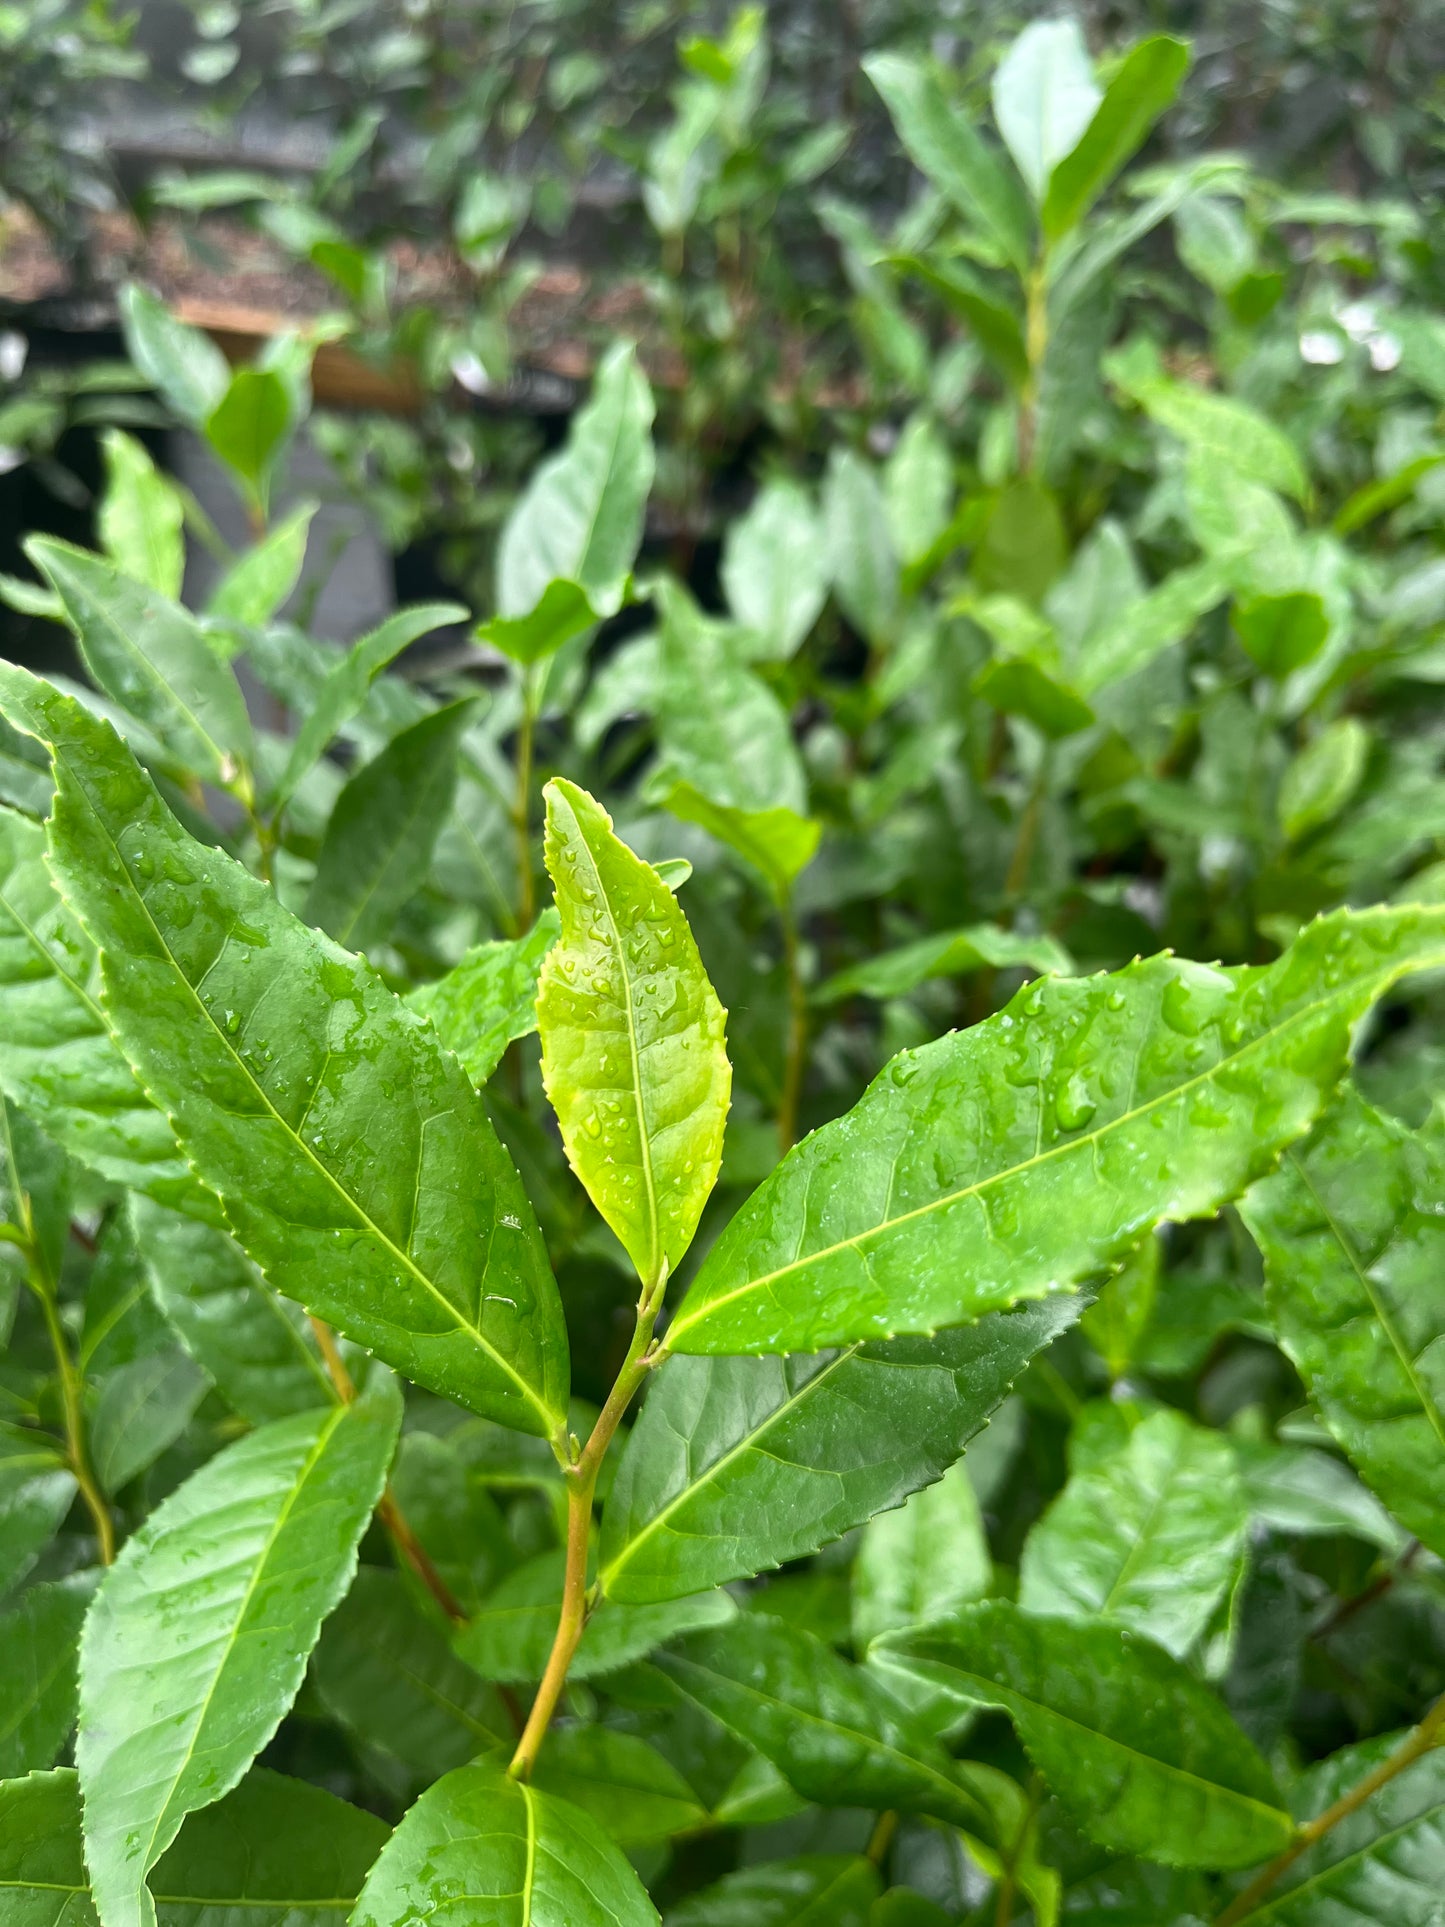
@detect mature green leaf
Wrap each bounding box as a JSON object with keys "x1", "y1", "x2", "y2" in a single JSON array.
[
  {"x1": 824, "y1": 449, "x2": 900, "y2": 648},
  {"x1": 531, "y1": 1727, "x2": 707, "y2": 1844},
  {"x1": 817, "y1": 922, "x2": 1071, "y2": 1004},
  {"x1": 654, "y1": 581, "x2": 806, "y2": 814},
  {"x1": 660, "y1": 783, "x2": 820, "y2": 904},
  {"x1": 304, "y1": 698, "x2": 477, "y2": 952},
  {"x1": 1079, "y1": 1236, "x2": 1160, "y2": 1380},
  {"x1": 119, "y1": 285, "x2": 230, "y2": 427},
  {"x1": 1221, "y1": 1733, "x2": 1445, "y2": 1924},
  {"x1": 483, "y1": 343, "x2": 655, "y2": 663},
  {"x1": 26, "y1": 539, "x2": 251, "y2": 786},
  {"x1": 1232, "y1": 1440, "x2": 1405, "y2": 1551},
  {"x1": 310, "y1": 1566, "x2": 511, "y2": 1777},
  {"x1": 991, "y1": 19, "x2": 1100, "y2": 202},
  {"x1": 1241, "y1": 1085, "x2": 1445, "y2": 1559},
  {"x1": 1072, "y1": 556, "x2": 1233, "y2": 694},
  {"x1": 0, "y1": 808, "x2": 211, "y2": 1216},
  {"x1": 129, "y1": 1197, "x2": 332, "y2": 1422},
  {"x1": 600, "y1": 1299, "x2": 1076, "y2": 1603},
  {"x1": 721, "y1": 478, "x2": 828, "y2": 660},
  {"x1": 852, "y1": 1461, "x2": 990, "y2": 1648},
  {"x1": 77, "y1": 1381, "x2": 401, "y2": 1927},
  {"x1": 884, "y1": 414, "x2": 954, "y2": 569},
  {"x1": 538, "y1": 779, "x2": 730, "y2": 1286},
  {"x1": 0, "y1": 1766, "x2": 389, "y2": 1927},
  {"x1": 863, "y1": 54, "x2": 1032, "y2": 271},
  {"x1": 0, "y1": 1428, "x2": 76, "y2": 1603},
  {"x1": 98, "y1": 431, "x2": 184, "y2": 600},
  {"x1": 667, "y1": 1857, "x2": 881, "y2": 1927},
  {"x1": 653, "y1": 1615, "x2": 994, "y2": 1834},
  {"x1": 0, "y1": 1578, "x2": 90, "y2": 1776},
  {"x1": 1019, "y1": 1407, "x2": 1247, "y2": 1657},
  {"x1": 891, "y1": 252, "x2": 1028, "y2": 388},
  {"x1": 206, "y1": 502, "x2": 315, "y2": 628},
  {"x1": 1234, "y1": 591, "x2": 1329, "y2": 678},
  {"x1": 1121, "y1": 372, "x2": 1309, "y2": 503},
  {"x1": 388, "y1": 1431, "x2": 514, "y2": 1614},
  {"x1": 0, "y1": 668, "x2": 569, "y2": 1435},
  {"x1": 455, "y1": 1549, "x2": 735, "y2": 1682},
  {"x1": 89, "y1": 1349, "x2": 210, "y2": 1494},
  {"x1": 869, "y1": 1892, "x2": 954, "y2": 1927},
  {"x1": 204, "y1": 367, "x2": 291, "y2": 506},
  {"x1": 350, "y1": 1758, "x2": 660, "y2": 1927},
  {"x1": 1278, "y1": 718, "x2": 1369, "y2": 843},
  {"x1": 882, "y1": 1601, "x2": 1292, "y2": 1868},
  {"x1": 1, "y1": 1095, "x2": 70, "y2": 1285},
  {"x1": 1042, "y1": 38, "x2": 1189, "y2": 237},
  {"x1": 669, "y1": 908, "x2": 1445, "y2": 1356},
  {"x1": 408, "y1": 910, "x2": 559, "y2": 1088}
]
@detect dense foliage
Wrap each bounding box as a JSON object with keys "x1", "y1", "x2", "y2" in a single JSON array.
[{"x1": 1, "y1": 12, "x2": 1445, "y2": 1927}]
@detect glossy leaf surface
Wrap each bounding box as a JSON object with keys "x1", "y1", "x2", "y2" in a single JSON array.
[
  {"x1": 0, "y1": 1579, "x2": 90, "y2": 1776},
  {"x1": 206, "y1": 502, "x2": 316, "y2": 628},
  {"x1": 1041, "y1": 37, "x2": 1189, "y2": 237},
  {"x1": 408, "y1": 910, "x2": 559, "y2": 1087},
  {"x1": 350, "y1": 1758, "x2": 661, "y2": 1927},
  {"x1": 852, "y1": 1462, "x2": 991, "y2": 1649},
  {"x1": 77, "y1": 1381, "x2": 401, "y2": 1927},
  {"x1": 97, "y1": 432, "x2": 184, "y2": 601},
  {"x1": 1242, "y1": 1084, "x2": 1445, "y2": 1559},
  {"x1": 1019, "y1": 1406, "x2": 1247, "y2": 1657},
  {"x1": 0, "y1": 1428, "x2": 76, "y2": 1602},
  {"x1": 817, "y1": 923, "x2": 1071, "y2": 1004},
  {"x1": 882, "y1": 1601, "x2": 1292, "y2": 1868},
  {"x1": 531, "y1": 1727, "x2": 706, "y2": 1844},
  {"x1": 601, "y1": 1299, "x2": 1076, "y2": 1603},
  {"x1": 538, "y1": 779, "x2": 730, "y2": 1285},
  {"x1": 660, "y1": 783, "x2": 820, "y2": 903},
  {"x1": 670, "y1": 909, "x2": 1445, "y2": 1356},
  {"x1": 666, "y1": 1856, "x2": 881, "y2": 1927},
  {"x1": 0, "y1": 668, "x2": 569, "y2": 1435}
]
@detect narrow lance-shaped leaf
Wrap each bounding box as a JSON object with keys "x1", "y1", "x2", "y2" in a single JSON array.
[
  {"x1": 1241, "y1": 1084, "x2": 1445, "y2": 1560},
  {"x1": 206, "y1": 500, "x2": 317, "y2": 630},
  {"x1": 304, "y1": 697, "x2": 477, "y2": 953},
  {"x1": 97, "y1": 430, "x2": 185, "y2": 600},
  {"x1": 660, "y1": 782, "x2": 820, "y2": 905},
  {"x1": 482, "y1": 341, "x2": 655, "y2": 664},
  {"x1": 0, "y1": 666, "x2": 570, "y2": 1436},
  {"x1": 879, "y1": 1601, "x2": 1293, "y2": 1869},
  {"x1": 407, "y1": 909, "x2": 560, "y2": 1088},
  {"x1": 538, "y1": 778, "x2": 730, "y2": 1287},
  {"x1": 0, "y1": 1767, "x2": 390, "y2": 1927},
  {"x1": 720, "y1": 477, "x2": 828, "y2": 661},
  {"x1": 77, "y1": 1380, "x2": 402, "y2": 1927},
  {"x1": 599, "y1": 1298, "x2": 1077, "y2": 1604},
  {"x1": 817, "y1": 923, "x2": 1072, "y2": 1004},
  {"x1": 119, "y1": 283, "x2": 230, "y2": 427},
  {"x1": 0, "y1": 806, "x2": 214, "y2": 1217},
  {"x1": 991, "y1": 18, "x2": 1101, "y2": 202},
  {"x1": 669, "y1": 908, "x2": 1445, "y2": 1356},
  {"x1": 350, "y1": 1758, "x2": 661, "y2": 1927},
  {"x1": 1018, "y1": 1406, "x2": 1247, "y2": 1658},
  {"x1": 26, "y1": 538, "x2": 252, "y2": 786},
  {"x1": 1041, "y1": 37, "x2": 1190, "y2": 238}
]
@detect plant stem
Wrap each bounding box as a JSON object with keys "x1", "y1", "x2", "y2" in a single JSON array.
[
  {"x1": 1004, "y1": 760, "x2": 1048, "y2": 904},
  {"x1": 778, "y1": 892, "x2": 807, "y2": 1156},
  {"x1": 866, "y1": 1809, "x2": 897, "y2": 1867},
  {"x1": 308, "y1": 1315, "x2": 465, "y2": 1625},
  {"x1": 514, "y1": 664, "x2": 538, "y2": 931},
  {"x1": 1214, "y1": 1691, "x2": 1445, "y2": 1927},
  {"x1": 509, "y1": 1269, "x2": 667, "y2": 1780},
  {"x1": 31, "y1": 1249, "x2": 113, "y2": 1565},
  {"x1": 1018, "y1": 253, "x2": 1050, "y2": 473}
]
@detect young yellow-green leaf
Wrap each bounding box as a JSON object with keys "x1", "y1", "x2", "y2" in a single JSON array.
[
  {"x1": 599, "y1": 1299, "x2": 1076, "y2": 1604},
  {"x1": 661, "y1": 782, "x2": 820, "y2": 905},
  {"x1": 482, "y1": 342, "x2": 655, "y2": 664},
  {"x1": 77, "y1": 1381, "x2": 401, "y2": 1927},
  {"x1": 1041, "y1": 37, "x2": 1190, "y2": 238},
  {"x1": 668, "y1": 1856, "x2": 882, "y2": 1927},
  {"x1": 0, "y1": 1428, "x2": 77, "y2": 1603},
  {"x1": 0, "y1": 1577, "x2": 91, "y2": 1776},
  {"x1": 539, "y1": 778, "x2": 730, "y2": 1287},
  {"x1": 407, "y1": 909, "x2": 560, "y2": 1087},
  {"x1": 991, "y1": 18, "x2": 1100, "y2": 202},
  {"x1": 1234, "y1": 590, "x2": 1329, "y2": 678},
  {"x1": 350, "y1": 1758, "x2": 660, "y2": 1927},
  {"x1": 0, "y1": 667, "x2": 569, "y2": 1436},
  {"x1": 852, "y1": 1462, "x2": 991, "y2": 1650},
  {"x1": 1120, "y1": 371, "x2": 1309, "y2": 503},
  {"x1": 0, "y1": 1766, "x2": 390, "y2": 1927},
  {"x1": 25, "y1": 539, "x2": 252, "y2": 786},
  {"x1": 816, "y1": 923, "x2": 1071, "y2": 1005},
  {"x1": 881, "y1": 1601, "x2": 1292, "y2": 1869},
  {"x1": 204, "y1": 366, "x2": 291, "y2": 507},
  {"x1": 128, "y1": 1197, "x2": 333, "y2": 1423},
  {"x1": 1018, "y1": 1407, "x2": 1247, "y2": 1658},
  {"x1": 304, "y1": 697, "x2": 477, "y2": 953},
  {"x1": 531, "y1": 1726, "x2": 707, "y2": 1844},
  {"x1": 1278, "y1": 717, "x2": 1369, "y2": 843},
  {"x1": 668, "y1": 908, "x2": 1445, "y2": 1357},
  {"x1": 1241, "y1": 1085, "x2": 1445, "y2": 1560},
  {"x1": 119, "y1": 284, "x2": 230, "y2": 427},
  {"x1": 0, "y1": 807, "x2": 214, "y2": 1218},
  {"x1": 97, "y1": 431, "x2": 185, "y2": 600},
  {"x1": 206, "y1": 501, "x2": 316, "y2": 629}
]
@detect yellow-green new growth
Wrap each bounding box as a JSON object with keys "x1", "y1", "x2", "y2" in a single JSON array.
[{"x1": 538, "y1": 778, "x2": 730, "y2": 1289}]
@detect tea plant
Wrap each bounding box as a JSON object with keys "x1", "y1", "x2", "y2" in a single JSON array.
[{"x1": 2, "y1": 13, "x2": 1445, "y2": 1927}]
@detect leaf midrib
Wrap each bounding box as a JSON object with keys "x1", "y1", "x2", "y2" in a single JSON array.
[
  {"x1": 59, "y1": 755, "x2": 555, "y2": 1432},
  {"x1": 672, "y1": 956, "x2": 1425, "y2": 1344}
]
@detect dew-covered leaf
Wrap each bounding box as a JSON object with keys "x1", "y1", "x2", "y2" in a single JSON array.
[{"x1": 407, "y1": 910, "x2": 559, "y2": 1088}]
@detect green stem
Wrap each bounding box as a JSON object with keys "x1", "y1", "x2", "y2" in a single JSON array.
[
  {"x1": 778, "y1": 892, "x2": 807, "y2": 1156},
  {"x1": 1018, "y1": 250, "x2": 1050, "y2": 474},
  {"x1": 514, "y1": 665, "x2": 538, "y2": 932},
  {"x1": 1004, "y1": 756, "x2": 1049, "y2": 905},
  {"x1": 1213, "y1": 1690, "x2": 1445, "y2": 1927},
  {"x1": 508, "y1": 1265, "x2": 669, "y2": 1780}
]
